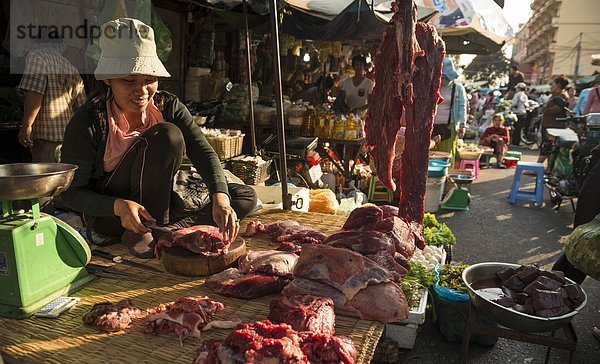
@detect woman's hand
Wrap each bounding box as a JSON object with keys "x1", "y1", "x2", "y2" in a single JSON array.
[
  {"x1": 113, "y1": 198, "x2": 153, "y2": 234},
  {"x1": 212, "y1": 192, "x2": 239, "y2": 242}
]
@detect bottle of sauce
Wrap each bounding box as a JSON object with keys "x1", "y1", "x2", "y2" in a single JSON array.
[{"x1": 301, "y1": 106, "x2": 315, "y2": 137}]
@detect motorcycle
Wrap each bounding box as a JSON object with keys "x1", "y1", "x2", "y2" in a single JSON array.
[
  {"x1": 520, "y1": 99, "x2": 542, "y2": 147},
  {"x1": 257, "y1": 134, "x2": 324, "y2": 189},
  {"x1": 544, "y1": 104, "x2": 600, "y2": 211}
]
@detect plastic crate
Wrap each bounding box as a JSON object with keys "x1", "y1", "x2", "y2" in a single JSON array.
[
  {"x1": 229, "y1": 156, "x2": 272, "y2": 185},
  {"x1": 205, "y1": 131, "x2": 245, "y2": 160},
  {"x1": 384, "y1": 323, "x2": 418, "y2": 349}
]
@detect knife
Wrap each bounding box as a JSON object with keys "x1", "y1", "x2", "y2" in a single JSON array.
[{"x1": 92, "y1": 249, "x2": 163, "y2": 273}]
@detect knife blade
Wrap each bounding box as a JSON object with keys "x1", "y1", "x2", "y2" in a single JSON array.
[{"x1": 92, "y1": 249, "x2": 162, "y2": 273}]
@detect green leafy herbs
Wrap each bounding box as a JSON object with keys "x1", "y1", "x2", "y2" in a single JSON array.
[
  {"x1": 402, "y1": 262, "x2": 437, "y2": 308},
  {"x1": 437, "y1": 264, "x2": 469, "y2": 292},
  {"x1": 423, "y1": 213, "x2": 456, "y2": 247}
]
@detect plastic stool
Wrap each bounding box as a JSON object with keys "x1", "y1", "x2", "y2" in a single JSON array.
[
  {"x1": 480, "y1": 153, "x2": 497, "y2": 169},
  {"x1": 508, "y1": 162, "x2": 545, "y2": 206},
  {"x1": 505, "y1": 151, "x2": 522, "y2": 160},
  {"x1": 368, "y1": 175, "x2": 394, "y2": 202},
  {"x1": 458, "y1": 159, "x2": 480, "y2": 179}
]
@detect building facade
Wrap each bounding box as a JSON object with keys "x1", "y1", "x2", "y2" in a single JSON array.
[{"x1": 512, "y1": 0, "x2": 600, "y2": 85}]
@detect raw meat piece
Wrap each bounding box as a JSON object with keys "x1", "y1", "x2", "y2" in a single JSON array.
[
  {"x1": 494, "y1": 296, "x2": 516, "y2": 308},
  {"x1": 205, "y1": 268, "x2": 291, "y2": 299},
  {"x1": 341, "y1": 205, "x2": 383, "y2": 230},
  {"x1": 347, "y1": 281, "x2": 410, "y2": 323},
  {"x1": 364, "y1": 0, "x2": 417, "y2": 191},
  {"x1": 155, "y1": 225, "x2": 227, "y2": 259},
  {"x1": 496, "y1": 267, "x2": 516, "y2": 282},
  {"x1": 515, "y1": 265, "x2": 540, "y2": 285},
  {"x1": 380, "y1": 205, "x2": 400, "y2": 219},
  {"x1": 504, "y1": 275, "x2": 526, "y2": 292},
  {"x1": 540, "y1": 270, "x2": 567, "y2": 284},
  {"x1": 394, "y1": 252, "x2": 411, "y2": 270},
  {"x1": 399, "y1": 21, "x2": 445, "y2": 223},
  {"x1": 282, "y1": 278, "x2": 351, "y2": 312},
  {"x1": 535, "y1": 276, "x2": 564, "y2": 291},
  {"x1": 365, "y1": 250, "x2": 408, "y2": 280},
  {"x1": 268, "y1": 295, "x2": 336, "y2": 335},
  {"x1": 373, "y1": 216, "x2": 416, "y2": 258},
  {"x1": 238, "y1": 250, "x2": 299, "y2": 278},
  {"x1": 514, "y1": 293, "x2": 529, "y2": 305},
  {"x1": 82, "y1": 299, "x2": 142, "y2": 332},
  {"x1": 244, "y1": 220, "x2": 326, "y2": 252},
  {"x1": 560, "y1": 284, "x2": 585, "y2": 308},
  {"x1": 300, "y1": 333, "x2": 357, "y2": 364},
  {"x1": 276, "y1": 230, "x2": 327, "y2": 244},
  {"x1": 523, "y1": 280, "x2": 547, "y2": 296},
  {"x1": 531, "y1": 289, "x2": 564, "y2": 312},
  {"x1": 294, "y1": 244, "x2": 391, "y2": 299},
  {"x1": 142, "y1": 296, "x2": 232, "y2": 345},
  {"x1": 276, "y1": 241, "x2": 302, "y2": 254},
  {"x1": 325, "y1": 230, "x2": 396, "y2": 255}
]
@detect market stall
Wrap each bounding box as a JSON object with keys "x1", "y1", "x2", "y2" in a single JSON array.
[{"x1": 0, "y1": 212, "x2": 383, "y2": 364}]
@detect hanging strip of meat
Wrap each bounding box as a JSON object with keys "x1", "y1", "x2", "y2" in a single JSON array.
[
  {"x1": 364, "y1": 1, "x2": 411, "y2": 191},
  {"x1": 399, "y1": 22, "x2": 445, "y2": 223}
]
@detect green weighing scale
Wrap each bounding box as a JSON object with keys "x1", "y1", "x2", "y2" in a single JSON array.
[
  {"x1": 0, "y1": 163, "x2": 93, "y2": 319},
  {"x1": 440, "y1": 174, "x2": 474, "y2": 211}
]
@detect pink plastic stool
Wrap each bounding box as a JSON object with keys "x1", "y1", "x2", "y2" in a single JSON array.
[{"x1": 458, "y1": 159, "x2": 480, "y2": 179}]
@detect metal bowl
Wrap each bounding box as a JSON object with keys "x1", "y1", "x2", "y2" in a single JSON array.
[
  {"x1": 462, "y1": 262, "x2": 587, "y2": 333},
  {"x1": 0, "y1": 163, "x2": 78, "y2": 201}
]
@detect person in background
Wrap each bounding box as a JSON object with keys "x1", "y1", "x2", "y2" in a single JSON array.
[
  {"x1": 431, "y1": 58, "x2": 467, "y2": 165},
  {"x1": 468, "y1": 89, "x2": 479, "y2": 116},
  {"x1": 572, "y1": 80, "x2": 600, "y2": 116},
  {"x1": 294, "y1": 76, "x2": 334, "y2": 106},
  {"x1": 566, "y1": 86, "x2": 578, "y2": 111},
  {"x1": 510, "y1": 82, "x2": 528, "y2": 147},
  {"x1": 583, "y1": 76, "x2": 600, "y2": 114},
  {"x1": 537, "y1": 76, "x2": 569, "y2": 168},
  {"x1": 290, "y1": 80, "x2": 306, "y2": 102},
  {"x1": 17, "y1": 32, "x2": 86, "y2": 162},
  {"x1": 60, "y1": 18, "x2": 256, "y2": 258},
  {"x1": 506, "y1": 65, "x2": 525, "y2": 98},
  {"x1": 479, "y1": 113, "x2": 510, "y2": 169},
  {"x1": 338, "y1": 55, "x2": 374, "y2": 115},
  {"x1": 526, "y1": 87, "x2": 539, "y2": 102}
]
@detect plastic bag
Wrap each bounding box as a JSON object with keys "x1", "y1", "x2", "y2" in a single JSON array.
[{"x1": 309, "y1": 189, "x2": 339, "y2": 214}]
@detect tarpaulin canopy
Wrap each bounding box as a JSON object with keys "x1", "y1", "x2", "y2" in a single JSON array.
[
  {"x1": 417, "y1": 0, "x2": 514, "y2": 54},
  {"x1": 281, "y1": 0, "x2": 437, "y2": 41}
]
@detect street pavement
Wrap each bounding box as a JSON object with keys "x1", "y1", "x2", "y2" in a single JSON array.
[{"x1": 398, "y1": 147, "x2": 600, "y2": 363}]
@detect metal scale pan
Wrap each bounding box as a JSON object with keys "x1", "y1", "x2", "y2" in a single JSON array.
[{"x1": 0, "y1": 163, "x2": 77, "y2": 202}]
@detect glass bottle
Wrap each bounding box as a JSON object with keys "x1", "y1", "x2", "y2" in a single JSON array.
[{"x1": 301, "y1": 106, "x2": 315, "y2": 137}]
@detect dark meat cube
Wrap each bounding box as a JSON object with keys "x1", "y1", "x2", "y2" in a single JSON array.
[
  {"x1": 515, "y1": 265, "x2": 540, "y2": 285},
  {"x1": 501, "y1": 286, "x2": 518, "y2": 299},
  {"x1": 535, "y1": 307, "x2": 566, "y2": 318},
  {"x1": 531, "y1": 289, "x2": 564, "y2": 311},
  {"x1": 535, "y1": 276, "x2": 563, "y2": 291},
  {"x1": 496, "y1": 267, "x2": 515, "y2": 282},
  {"x1": 504, "y1": 275, "x2": 526, "y2": 292},
  {"x1": 540, "y1": 270, "x2": 567, "y2": 285},
  {"x1": 494, "y1": 296, "x2": 516, "y2": 308},
  {"x1": 523, "y1": 281, "x2": 548, "y2": 296},
  {"x1": 514, "y1": 293, "x2": 529, "y2": 305},
  {"x1": 558, "y1": 287, "x2": 569, "y2": 299},
  {"x1": 563, "y1": 284, "x2": 585, "y2": 306},
  {"x1": 513, "y1": 304, "x2": 528, "y2": 313},
  {"x1": 524, "y1": 300, "x2": 536, "y2": 315}
]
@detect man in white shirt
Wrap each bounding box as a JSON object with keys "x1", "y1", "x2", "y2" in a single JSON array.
[
  {"x1": 510, "y1": 82, "x2": 528, "y2": 146},
  {"x1": 339, "y1": 55, "x2": 374, "y2": 115}
]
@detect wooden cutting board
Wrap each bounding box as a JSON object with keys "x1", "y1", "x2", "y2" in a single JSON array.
[{"x1": 161, "y1": 237, "x2": 246, "y2": 277}]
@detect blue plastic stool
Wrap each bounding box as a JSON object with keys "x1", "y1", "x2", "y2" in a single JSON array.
[{"x1": 508, "y1": 162, "x2": 545, "y2": 206}]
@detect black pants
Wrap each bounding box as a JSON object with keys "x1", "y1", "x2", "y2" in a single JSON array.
[
  {"x1": 90, "y1": 123, "x2": 256, "y2": 237},
  {"x1": 511, "y1": 114, "x2": 526, "y2": 146},
  {"x1": 551, "y1": 163, "x2": 600, "y2": 284}
]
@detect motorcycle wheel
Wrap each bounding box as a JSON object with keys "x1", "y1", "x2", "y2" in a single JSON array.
[
  {"x1": 286, "y1": 168, "x2": 310, "y2": 188},
  {"x1": 520, "y1": 129, "x2": 534, "y2": 146}
]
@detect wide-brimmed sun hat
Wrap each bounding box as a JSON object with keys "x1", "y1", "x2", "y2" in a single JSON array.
[
  {"x1": 516, "y1": 82, "x2": 527, "y2": 90},
  {"x1": 442, "y1": 58, "x2": 459, "y2": 81},
  {"x1": 94, "y1": 18, "x2": 170, "y2": 80}
]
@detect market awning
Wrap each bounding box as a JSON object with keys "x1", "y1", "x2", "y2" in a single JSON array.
[
  {"x1": 416, "y1": 0, "x2": 514, "y2": 54},
  {"x1": 281, "y1": 0, "x2": 437, "y2": 41}
]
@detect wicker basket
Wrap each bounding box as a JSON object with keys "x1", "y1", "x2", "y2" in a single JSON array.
[
  {"x1": 205, "y1": 131, "x2": 245, "y2": 160},
  {"x1": 229, "y1": 156, "x2": 272, "y2": 185},
  {"x1": 458, "y1": 150, "x2": 483, "y2": 160}
]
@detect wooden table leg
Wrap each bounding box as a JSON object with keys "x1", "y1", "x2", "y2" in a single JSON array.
[{"x1": 461, "y1": 303, "x2": 476, "y2": 364}]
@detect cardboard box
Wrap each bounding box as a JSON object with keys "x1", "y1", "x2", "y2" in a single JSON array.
[{"x1": 250, "y1": 186, "x2": 310, "y2": 213}]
